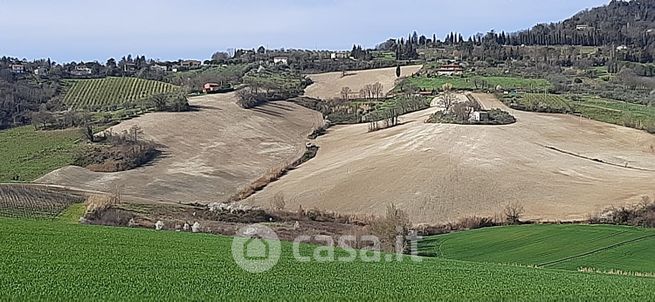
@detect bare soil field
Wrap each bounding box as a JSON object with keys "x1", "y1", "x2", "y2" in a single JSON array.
[
  {"x1": 244, "y1": 93, "x2": 655, "y2": 224},
  {"x1": 304, "y1": 65, "x2": 423, "y2": 100},
  {"x1": 37, "y1": 93, "x2": 323, "y2": 204}
]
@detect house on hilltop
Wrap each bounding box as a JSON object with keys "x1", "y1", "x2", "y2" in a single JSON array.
[
  {"x1": 180, "y1": 60, "x2": 202, "y2": 69},
  {"x1": 273, "y1": 57, "x2": 288, "y2": 65},
  {"x1": 71, "y1": 66, "x2": 92, "y2": 76},
  {"x1": 436, "y1": 63, "x2": 464, "y2": 76},
  {"x1": 10, "y1": 64, "x2": 25, "y2": 74},
  {"x1": 576, "y1": 24, "x2": 593, "y2": 31}
]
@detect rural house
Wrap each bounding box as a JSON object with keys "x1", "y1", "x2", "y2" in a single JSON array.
[
  {"x1": 436, "y1": 63, "x2": 464, "y2": 76},
  {"x1": 330, "y1": 52, "x2": 349, "y2": 59},
  {"x1": 203, "y1": 83, "x2": 221, "y2": 93},
  {"x1": 71, "y1": 66, "x2": 92, "y2": 76},
  {"x1": 180, "y1": 60, "x2": 202, "y2": 69},
  {"x1": 273, "y1": 57, "x2": 289, "y2": 65},
  {"x1": 10, "y1": 64, "x2": 25, "y2": 74},
  {"x1": 33, "y1": 67, "x2": 48, "y2": 76},
  {"x1": 151, "y1": 64, "x2": 168, "y2": 72},
  {"x1": 470, "y1": 111, "x2": 490, "y2": 122}
]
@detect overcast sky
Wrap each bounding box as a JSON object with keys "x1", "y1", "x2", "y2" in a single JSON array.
[{"x1": 0, "y1": 0, "x2": 609, "y2": 63}]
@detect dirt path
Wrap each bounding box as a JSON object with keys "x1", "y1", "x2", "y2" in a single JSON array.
[
  {"x1": 37, "y1": 93, "x2": 323, "y2": 204},
  {"x1": 243, "y1": 93, "x2": 655, "y2": 224},
  {"x1": 304, "y1": 65, "x2": 423, "y2": 100}
]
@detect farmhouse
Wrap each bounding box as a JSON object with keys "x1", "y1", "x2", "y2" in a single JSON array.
[
  {"x1": 71, "y1": 66, "x2": 92, "y2": 76},
  {"x1": 576, "y1": 24, "x2": 593, "y2": 31},
  {"x1": 273, "y1": 57, "x2": 289, "y2": 65},
  {"x1": 203, "y1": 83, "x2": 221, "y2": 93},
  {"x1": 330, "y1": 52, "x2": 349, "y2": 60},
  {"x1": 180, "y1": 60, "x2": 202, "y2": 69},
  {"x1": 33, "y1": 67, "x2": 48, "y2": 76},
  {"x1": 10, "y1": 64, "x2": 25, "y2": 74},
  {"x1": 151, "y1": 64, "x2": 168, "y2": 72},
  {"x1": 436, "y1": 63, "x2": 464, "y2": 76},
  {"x1": 469, "y1": 111, "x2": 490, "y2": 122}
]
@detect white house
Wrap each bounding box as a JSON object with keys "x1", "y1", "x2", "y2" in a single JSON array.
[
  {"x1": 330, "y1": 52, "x2": 349, "y2": 60},
  {"x1": 10, "y1": 64, "x2": 25, "y2": 74},
  {"x1": 151, "y1": 64, "x2": 168, "y2": 72},
  {"x1": 71, "y1": 66, "x2": 92, "y2": 76},
  {"x1": 616, "y1": 45, "x2": 629, "y2": 51},
  {"x1": 273, "y1": 57, "x2": 289, "y2": 65}
]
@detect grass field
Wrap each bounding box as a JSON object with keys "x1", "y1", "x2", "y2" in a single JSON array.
[
  {"x1": 63, "y1": 77, "x2": 179, "y2": 110},
  {"x1": 406, "y1": 75, "x2": 552, "y2": 92},
  {"x1": 2, "y1": 218, "x2": 655, "y2": 300},
  {"x1": 419, "y1": 224, "x2": 655, "y2": 274},
  {"x1": 0, "y1": 126, "x2": 84, "y2": 182}
]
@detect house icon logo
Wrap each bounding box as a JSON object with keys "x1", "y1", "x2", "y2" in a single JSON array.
[{"x1": 232, "y1": 224, "x2": 281, "y2": 273}]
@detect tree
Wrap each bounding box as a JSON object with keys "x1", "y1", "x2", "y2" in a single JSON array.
[
  {"x1": 396, "y1": 65, "x2": 401, "y2": 78},
  {"x1": 504, "y1": 202, "x2": 525, "y2": 225},
  {"x1": 372, "y1": 82, "x2": 384, "y2": 99},
  {"x1": 149, "y1": 93, "x2": 168, "y2": 111},
  {"x1": 370, "y1": 204, "x2": 411, "y2": 252},
  {"x1": 127, "y1": 125, "x2": 144, "y2": 143},
  {"x1": 340, "y1": 87, "x2": 352, "y2": 100},
  {"x1": 211, "y1": 51, "x2": 229, "y2": 62},
  {"x1": 256, "y1": 46, "x2": 266, "y2": 54},
  {"x1": 440, "y1": 84, "x2": 456, "y2": 112}
]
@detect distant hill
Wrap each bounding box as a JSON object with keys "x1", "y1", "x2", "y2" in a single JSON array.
[{"x1": 510, "y1": 0, "x2": 655, "y2": 60}]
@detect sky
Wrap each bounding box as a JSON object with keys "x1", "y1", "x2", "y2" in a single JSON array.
[{"x1": 0, "y1": 0, "x2": 609, "y2": 63}]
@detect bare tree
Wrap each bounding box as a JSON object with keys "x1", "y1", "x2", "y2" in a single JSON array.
[
  {"x1": 440, "y1": 93, "x2": 456, "y2": 112},
  {"x1": 340, "y1": 87, "x2": 352, "y2": 100},
  {"x1": 503, "y1": 202, "x2": 525, "y2": 225},
  {"x1": 440, "y1": 83, "x2": 456, "y2": 112},
  {"x1": 128, "y1": 125, "x2": 143, "y2": 143},
  {"x1": 359, "y1": 88, "x2": 367, "y2": 99},
  {"x1": 372, "y1": 82, "x2": 384, "y2": 99}
]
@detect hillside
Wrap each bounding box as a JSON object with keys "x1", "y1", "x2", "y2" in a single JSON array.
[
  {"x1": 419, "y1": 224, "x2": 655, "y2": 274},
  {"x1": 38, "y1": 92, "x2": 323, "y2": 204},
  {"x1": 244, "y1": 91, "x2": 655, "y2": 224},
  {"x1": 2, "y1": 217, "x2": 655, "y2": 300},
  {"x1": 512, "y1": 0, "x2": 655, "y2": 60},
  {"x1": 63, "y1": 77, "x2": 179, "y2": 110}
]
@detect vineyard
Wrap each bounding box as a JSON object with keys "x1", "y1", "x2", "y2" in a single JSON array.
[
  {"x1": 1, "y1": 218, "x2": 655, "y2": 300},
  {"x1": 405, "y1": 75, "x2": 552, "y2": 92},
  {"x1": 63, "y1": 77, "x2": 180, "y2": 111},
  {"x1": 502, "y1": 93, "x2": 572, "y2": 113},
  {"x1": 0, "y1": 185, "x2": 85, "y2": 219}
]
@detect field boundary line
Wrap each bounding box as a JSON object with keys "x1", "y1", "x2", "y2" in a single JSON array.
[
  {"x1": 538, "y1": 233, "x2": 655, "y2": 268},
  {"x1": 539, "y1": 144, "x2": 655, "y2": 172}
]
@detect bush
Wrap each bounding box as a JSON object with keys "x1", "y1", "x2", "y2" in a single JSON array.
[{"x1": 591, "y1": 196, "x2": 655, "y2": 228}]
